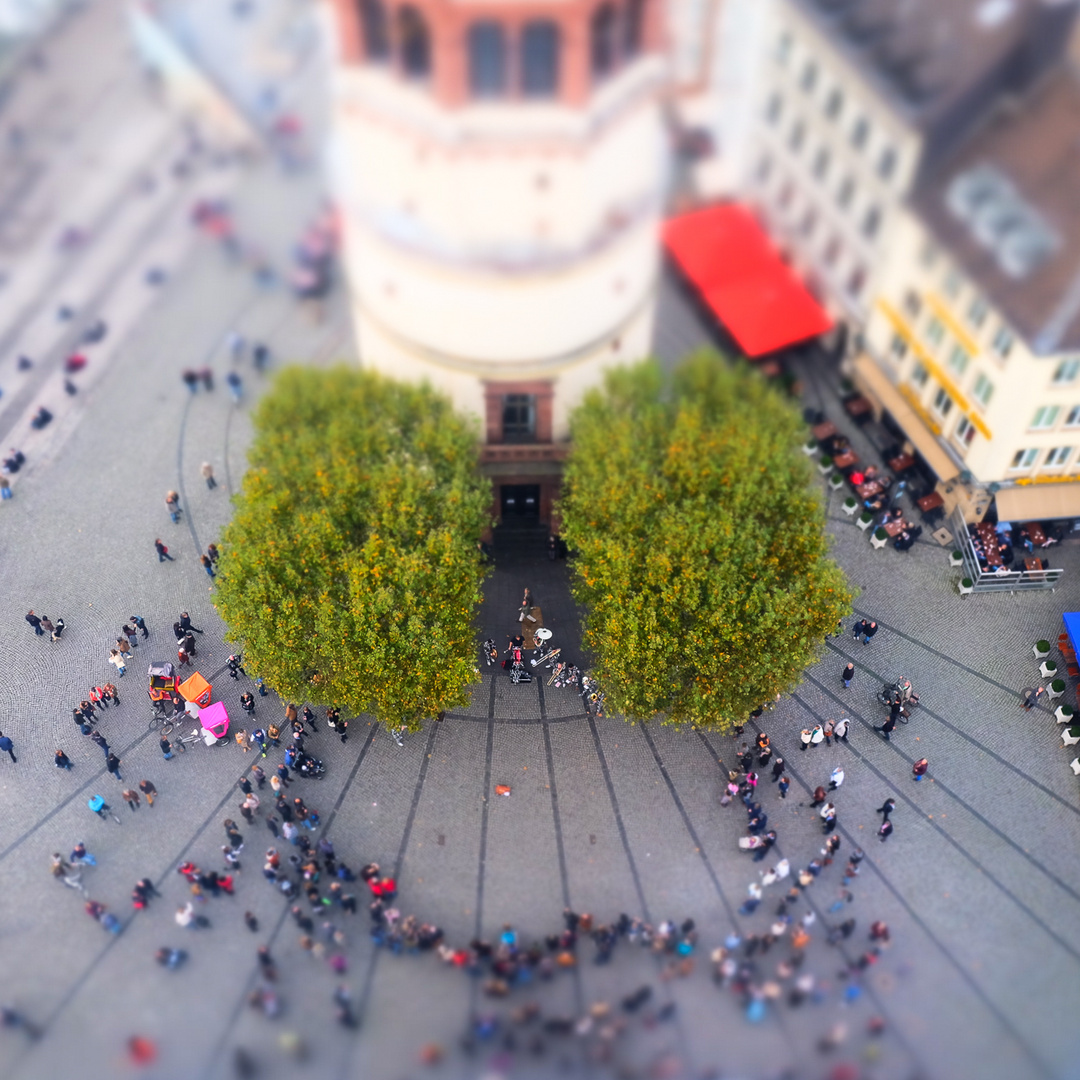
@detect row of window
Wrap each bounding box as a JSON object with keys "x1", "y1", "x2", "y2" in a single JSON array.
[
  {"x1": 1011, "y1": 446, "x2": 1075, "y2": 470},
  {"x1": 765, "y1": 91, "x2": 897, "y2": 186},
  {"x1": 757, "y1": 155, "x2": 867, "y2": 301},
  {"x1": 356, "y1": 0, "x2": 645, "y2": 96},
  {"x1": 907, "y1": 358, "x2": 994, "y2": 409}
]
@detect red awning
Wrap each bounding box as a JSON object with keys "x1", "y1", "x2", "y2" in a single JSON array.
[{"x1": 664, "y1": 204, "x2": 832, "y2": 358}]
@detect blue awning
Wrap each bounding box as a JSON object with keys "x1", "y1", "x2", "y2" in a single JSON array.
[{"x1": 1064, "y1": 612, "x2": 1080, "y2": 653}]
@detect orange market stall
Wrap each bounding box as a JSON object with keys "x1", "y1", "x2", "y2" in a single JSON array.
[{"x1": 178, "y1": 671, "x2": 212, "y2": 707}]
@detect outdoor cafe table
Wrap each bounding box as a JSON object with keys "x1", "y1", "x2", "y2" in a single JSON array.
[
  {"x1": 856, "y1": 480, "x2": 884, "y2": 500},
  {"x1": 844, "y1": 396, "x2": 872, "y2": 419},
  {"x1": 916, "y1": 491, "x2": 944, "y2": 513},
  {"x1": 1028, "y1": 523, "x2": 1049, "y2": 547},
  {"x1": 888, "y1": 453, "x2": 915, "y2": 474},
  {"x1": 1024, "y1": 556, "x2": 1044, "y2": 572},
  {"x1": 883, "y1": 519, "x2": 907, "y2": 538},
  {"x1": 812, "y1": 420, "x2": 837, "y2": 442},
  {"x1": 832, "y1": 449, "x2": 858, "y2": 469}
]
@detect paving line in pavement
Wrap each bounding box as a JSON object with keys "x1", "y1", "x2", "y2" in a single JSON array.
[
  {"x1": 767, "y1": 706, "x2": 1058, "y2": 1080},
  {"x1": 796, "y1": 679, "x2": 1080, "y2": 951},
  {"x1": 819, "y1": 645, "x2": 1080, "y2": 822}
]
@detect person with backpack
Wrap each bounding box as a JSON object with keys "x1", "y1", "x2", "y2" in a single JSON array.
[{"x1": 154, "y1": 539, "x2": 173, "y2": 563}]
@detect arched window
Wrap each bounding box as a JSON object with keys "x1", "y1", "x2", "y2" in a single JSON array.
[
  {"x1": 623, "y1": 0, "x2": 645, "y2": 57},
  {"x1": 521, "y1": 20, "x2": 559, "y2": 97},
  {"x1": 468, "y1": 22, "x2": 506, "y2": 97},
  {"x1": 398, "y1": 6, "x2": 431, "y2": 80},
  {"x1": 358, "y1": 0, "x2": 389, "y2": 60},
  {"x1": 590, "y1": 4, "x2": 619, "y2": 81}
]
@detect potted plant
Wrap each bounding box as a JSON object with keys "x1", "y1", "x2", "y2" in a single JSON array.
[
  {"x1": 1034, "y1": 640, "x2": 1052, "y2": 659},
  {"x1": 871, "y1": 526, "x2": 889, "y2": 549},
  {"x1": 1069, "y1": 726, "x2": 1080, "y2": 738},
  {"x1": 842, "y1": 496, "x2": 858, "y2": 517},
  {"x1": 857, "y1": 511, "x2": 873, "y2": 531},
  {"x1": 1055, "y1": 703, "x2": 1074, "y2": 723},
  {"x1": 958, "y1": 578, "x2": 974, "y2": 595},
  {"x1": 949, "y1": 550, "x2": 963, "y2": 568},
  {"x1": 802, "y1": 439, "x2": 818, "y2": 456},
  {"x1": 1041, "y1": 659, "x2": 1059, "y2": 679},
  {"x1": 1049, "y1": 678, "x2": 1066, "y2": 700},
  {"x1": 818, "y1": 455, "x2": 833, "y2": 475},
  {"x1": 829, "y1": 472, "x2": 844, "y2": 490}
]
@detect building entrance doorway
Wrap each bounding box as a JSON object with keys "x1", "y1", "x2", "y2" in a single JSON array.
[{"x1": 500, "y1": 484, "x2": 541, "y2": 522}]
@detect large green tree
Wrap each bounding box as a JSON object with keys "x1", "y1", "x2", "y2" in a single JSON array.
[
  {"x1": 214, "y1": 367, "x2": 492, "y2": 729},
  {"x1": 559, "y1": 351, "x2": 853, "y2": 731}
]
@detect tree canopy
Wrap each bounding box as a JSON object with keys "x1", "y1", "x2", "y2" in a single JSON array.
[
  {"x1": 214, "y1": 367, "x2": 492, "y2": 728},
  {"x1": 559, "y1": 351, "x2": 853, "y2": 730}
]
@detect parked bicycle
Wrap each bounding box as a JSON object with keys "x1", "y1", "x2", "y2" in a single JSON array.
[
  {"x1": 172, "y1": 727, "x2": 203, "y2": 753},
  {"x1": 148, "y1": 713, "x2": 175, "y2": 735}
]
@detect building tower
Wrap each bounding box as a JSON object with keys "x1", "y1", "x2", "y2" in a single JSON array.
[{"x1": 327, "y1": 0, "x2": 668, "y2": 524}]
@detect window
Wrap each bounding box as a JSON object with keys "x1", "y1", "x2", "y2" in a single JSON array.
[
  {"x1": 1046, "y1": 447, "x2": 1072, "y2": 467},
  {"x1": 766, "y1": 92, "x2": 783, "y2": 124},
  {"x1": 991, "y1": 325, "x2": 1013, "y2": 359},
  {"x1": 824, "y1": 87, "x2": 843, "y2": 119},
  {"x1": 972, "y1": 373, "x2": 994, "y2": 407},
  {"x1": 1053, "y1": 358, "x2": 1080, "y2": 385},
  {"x1": 889, "y1": 332, "x2": 908, "y2": 361},
  {"x1": 468, "y1": 22, "x2": 507, "y2": 97},
  {"x1": 955, "y1": 415, "x2": 976, "y2": 447},
  {"x1": 925, "y1": 316, "x2": 945, "y2": 346},
  {"x1": 623, "y1": 0, "x2": 645, "y2": 57},
  {"x1": 877, "y1": 146, "x2": 897, "y2": 180},
  {"x1": 822, "y1": 236, "x2": 841, "y2": 266},
  {"x1": 851, "y1": 116, "x2": 869, "y2": 149},
  {"x1": 1011, "y1": 448, "x2": 1038, "y2": 470},
  {"x1": 800, "y1": 61, "x2": 818, "y2": 92},
  {"x1": 847, "y1": 266, "x2": 866, "y2": 299},
  {"x1": 1031, "y1": 405, "x2": 1060, "y2": 430},
  {"x1": 522, "y1": 21, "x2": 560, "y2": 96},
  {"x1": 836, "y1": 175, "x2": 855, "y2": 210},
  {"x1": 788, "y1": 120, "x2": 805, "y2": 153},
  {"x1": 932, "y1": 386, "x2": 954, "y2": 418},
  {"x1": 590, "y1": 5, "x2": 619, "y2": 81},
  {"x1": 944, "y1": 270, "x2": 961, "y2": 299},
  {"x1": 755, "y1": 153, "x2": 772, "y2": 183},
  {"x1": 502, "y1": 394, "x2": 537, "y2": 442},
  {"x1": 1066, "y1": 405, "x2": 1080, "y2": 427},
  {"x1": 811, "y1": 146, "x2": 830, "y2": 180},
  {"x1": 910, "y1": 362, "x2": 929, "y2": 388},
  {"x1": 947, "y1": 343, "x2": 970, "y2": 376},
  {"x1": 776, "y1": 31, "x2": 791, "y2": 63},
  {"x1": 861, "y1": 205, "x2": 881, "y2": 239},
  {"x1": 902, "y1": 289, "x2": 921, "y2": 319},
  {"x1": 967, "y1": 296, "x2": 988, "y2": 329},
  {"x1": 398, "y1": 6, "x2": 431, "y2": 78},
  {"x1": 799, "y1": 208, "x2": 817, "y2": 237},
  {"x1": 777, "y1": 181, "x2": 793, "y2": 210},
  {"x1": 359, "y1": 0, "x2": 390, "y2": 60}
]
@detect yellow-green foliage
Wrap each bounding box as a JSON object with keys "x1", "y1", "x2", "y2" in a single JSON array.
[
  {"x1": 214, "y1": 367, "x2": 492, "y2": 729},
  {"x1": 560, "y1": 351, "x2": 853, "y2": 731}
]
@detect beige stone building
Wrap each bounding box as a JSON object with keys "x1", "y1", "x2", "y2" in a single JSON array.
[{"x1": 854, "y1": 61, "x2": 1080, "y2": 523}]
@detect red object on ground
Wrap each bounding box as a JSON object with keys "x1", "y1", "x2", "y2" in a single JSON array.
[
  {"x1": 127, "y1": 1036, "x2": 157, "y2": 1065},
  {"x1": 663, "y1": 203, "x2": 833, "y2": 357}
]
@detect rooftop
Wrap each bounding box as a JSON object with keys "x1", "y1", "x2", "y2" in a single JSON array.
[
  {"x1": 913, "y1": 66, "x2": 1080, "y2": 354},
  {"x1": 789, "y1": 0, "x2": 1079, "y2": 132}
]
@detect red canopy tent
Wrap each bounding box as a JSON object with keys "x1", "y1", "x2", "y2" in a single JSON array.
[{"x1": 664, "y1": 204, "x2": 832, "y2": 358}]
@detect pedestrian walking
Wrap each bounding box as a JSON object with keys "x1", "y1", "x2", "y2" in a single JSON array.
[
  {"x1": 235, "y1": 728, "x2": 249, "y2": 751},
  {"x1": 55, "y1": 749, "x2": 73, "y2": 770},
  {"x1": 252, "y1": 765, "x2": 266, "y2": 788},
  {"x1": 0, "y1": 732, "x2": 17, "y2": 763},
  {"x1": 828, "y1": 766, "x2": 845, "y2": 791},
  {"x1": 875, "y1": 715, "x2": 897, "y2": 741},
  {"x1": 245, "y1": 912, "x2": 259, "y2": 933},
  {"x1": 255, "y1": 677, "x2": 268, "y2": 697},
  {"x1": 183, "y1": 631, "x2": 197, "y2": 657},
  {"x1": 226, "y1": 371, "x2": 242, "y2": 403},
  {"x1": 240, "y1": 692, "x2": 255, "y2": 716},
  {"x1": 207, "y1": 543, "x2": 219, "y2": 564},
  {"x1": 820, "y1": 802, "x2": 837, "y2": 833},
  {"x1": 160, "y1": 735, "x2": 173, "y2": 760},
  {"x1": 833, "y1": 717, "x2": 850, "y2": 744},
  {"x1": 90, "y1": 686, "x2": 107, "y2": 711},
  {"x1": 122, "y1": 789, "x2": 140, "y2": 811},
  {"x1": 239, "y1": 776, "x2": 253, "y2": 796},
  {"x1": 823, "y1": 719, "x2": 835, "y2": 746},
  {"x1": 123, "y1": 624, "x2": 138, "y2": 649},
  {"x1": 199, "y1": 367, "x2": 214, "y2": 392},
  {"x1": 139, "y1": 780, "x2": 157, "y2": 806},
  {"x1": 52, "y1": 854, "x2": 86, "y2": 895},
  {"x1": 154, "y1": 539, "x2": 173, "y2": 562},
  {"x1": 842, "y1": 663, "x2": 854, "y2": 688},
  {"x1": 200, "y1": 555, "x2": 215, "y2": 579},
  {"x1": 104, "y1": 682, "x2": 120, "y2": 706},
  {"x1": 224, "y1": 819, "x2": 244, "y2": 847},
  {"x1": 810, "y1": 785, "x2": 827, "y2": 807},
  {"x1": 201, "y1": 462, "x2": 217, "y2": 490},
  {"x1": 777, "y1": 776, "x2": 790, "y2": 799},
  {"x1": 177, "y1": 647, "x2": 191, "y2": 668},
  {"x1": 25, "y1": 610, "x2": 43, "y2": 636},
  {"x1": 71, "y1": 842, "x2": 96, "y2": 866},
  {"x1": 131, "y1": 615, "x2": 149, "y2": 639},
  {"x1": 266, "y1": 815, "x2": 280, "y2": 838},
  {"x1": 876, "y1": 798, "x2": 895, "y2": 820},
  {"x1": 810, "y1": 723, "x2": 824, "y2": 748},
  {"x1": 39, "y1": 616, "x2": 55, "y2": 638},
  {"x1": 799, "y1": 728, "x2": 812, "y2": 752},
  {"x1": 1021, "y1": 686, "x2": 1046, "y2": 711},
  {"x1": 165, "y1": 491, "x2": 182, "y2": 523},
  {"x1": 106, "y1": 752, "x2": 123, "y2": 781},
  {"x1": 252, "y1": 728, "x2": 268, "y2": 757},
  {"x1": 0, "y1": 476, "x2": 10, "y2": 501},
  {"x1": 239, "y1": 803, "x2": 255, "y2": 825},
  {"x1": 227, "y1": 654, "x2": 245, "y2": 679},
  {"x1": 912, "y1": 758, "x2": 929, "y2": 782},
  {"x1": 862, "y1": 621, "x2": 878, "y2": 644},
  {"x1": 878, "y1": 819, "x2": 894, "y2": 842},
  {"x1": 770, "y1": 757, "x2": 785, "y2": 782},
  {"x1": 182, "y1": 369, "x2": 199, "y2": 393},
  {"x1": 179, "y1": 611, "x2": 203, "y2": 635},
  {"x1": 116, "y1": 636, "x2": 131, "y2": 657}
]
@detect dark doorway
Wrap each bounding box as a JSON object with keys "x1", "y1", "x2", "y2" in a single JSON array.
[{"x1": 501, "y1": 484, "x2": 541, "y2": 522}]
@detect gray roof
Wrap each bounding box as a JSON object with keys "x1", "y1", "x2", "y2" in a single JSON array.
[{"x1": 912, "y1": 67, "x2": 1080, "y2": 355}]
